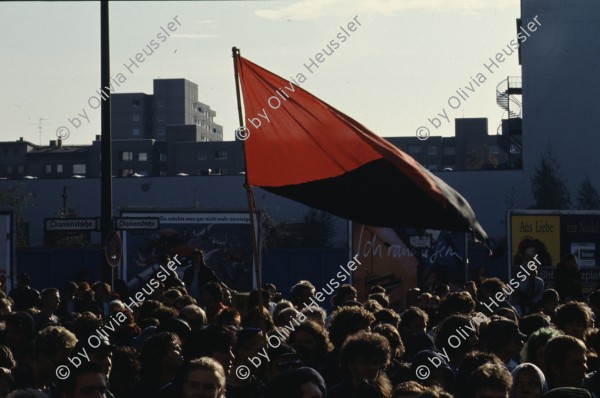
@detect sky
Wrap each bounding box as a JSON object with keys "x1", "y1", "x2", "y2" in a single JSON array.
[{"x1": 0, "y1": 0, "x2": 522, "y2": 145}]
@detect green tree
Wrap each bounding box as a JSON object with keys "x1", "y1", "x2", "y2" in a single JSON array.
[
  {"x1": 530, "y1": 146, "x2": 571, "y2": 209},
  {"x1": 577, "y1": 176, "x2": 600, "y2": 210},
  {"x1": 0, "y1": 184, "x2": 34, "y2": 247},
  {"x1": 261, "y1": 210, "x2": 290, "y2": 249}
]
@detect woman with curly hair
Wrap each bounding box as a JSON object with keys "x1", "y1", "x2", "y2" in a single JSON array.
[
  {"x1": 329, "y1": 331, "x2": 393, "y2": 398},
  {"x1": 288, "y1": 320, "x2": 332, "y2": 369}
]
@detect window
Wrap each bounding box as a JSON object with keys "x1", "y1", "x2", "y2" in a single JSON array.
[
  {"x1": 490, "y1": 145, "x2": 500, "y2": 154},
  {"x1": 132, "y1": 114, "x2": 140, "y2": 122},
  {"x1": 132, "y1": 100, "x2": 140, "y2": 109},
  {"x1": 157, "y1": 100, "x2": 165, "y2": 108},
  {"x1": 157, "y1": 128, "x2": 165, "y2": 136},
  {"x1": 215, "y1": 151, "x2": 227, "y2": 160},
  {"x1": 157, "y1": 114, "x2": 165, "y2": 122},
  {"x1": 45, "y1": 164, "x2": 52, "y2": 173},
  {"x1": 57, "y1": 164, "x2": 63, "y2": 173},
  {"x1": 428, "y1": 146, "x2": 438, "y2": 155},
  {"x1": 133, "y1": 128, "x2": 140, "y2": 136},
  {"x1": 139, "y1": 153, "x2": 148, "y2": 161},
  {"x1": 408, "y1": 145, "x2": 422, "y2": 155},
  {"x1": 120, "y1": 169, "x2": 133, "y2": 177},
  {"x1": 197, "y1": 151, "x2": 207, "y2": 160},
  {"x1": 73, "y1": 164, "x2": 86, "y2": 174},
  {"x1": 159, "y1": 153, "x2": 167, "y2": 162},
  {"x1": 443, "y1": 147, "x2": 456, "y2": 156},
  {"x1": 212, "y1": 128, "x2": 217, "y2": 133},
  {"x1": 121, "y1": 151, "x2": 133, "y2": 161}
]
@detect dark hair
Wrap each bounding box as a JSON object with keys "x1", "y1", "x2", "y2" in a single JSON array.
[
  {"x1": 555, "y1": 301, "x2": 592, "y2": 330},
  {"x1": 400, "y1": 307, "x2": 429, "y2": 331},
  {"x1": 201, "y1": 282, "x2": 224, "y2": 303},
  {"x1": 339, "y1": 331, "x2": 390, "y2": 369},
  {"x1": 329, "y1": 306, "x2": 375, "y2": 348},
  {"x1": 454, "y1": 351, "x2": 503, "y2": 397},
  {"x1": 520, "y1": 312, "x2": 551, "y2": 337},
  {"x1": 140, "y1": 332, "x2": 181, "y2": 382},
  {"x1": 183, "y1": 325, "x2": 236, "y2": 365},
  {"x1": 544, "y1": 335, "x2": 586, "y2": 382},
  {"x1": 373, "y1": 323, "x2": 404, "y2": 358},
  {"x1": 466, "y1": 363, "x2": 512, "y2": 398},
  {"x1": 57, "y1": 361, "x2": 106, "y2": 395},
  {"x1": 288, "y1": 320, "x2": 332, "y2": 365},
  {"x1": 374, "y1": 308, "x2": 401, "y2": 329},
  {"x1": 436, "y1": 291, "x2": 475, "y2": 321}
]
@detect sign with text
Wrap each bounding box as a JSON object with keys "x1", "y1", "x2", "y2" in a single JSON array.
[
  {"x1": 115, "y1": 217, "x2": 159, "y2": 231},
  {"x1": 44, "y1": 218, "x2": 99, "y2": 231}
]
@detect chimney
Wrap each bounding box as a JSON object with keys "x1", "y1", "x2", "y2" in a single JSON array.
[
  {"x1": 57, "y1": 138, "x2": 62, "y2": 148},
  {"x1": 49, "y1": 140, "x2": 56, "y2": 147},
  {"x1": 19, "y1": 137, "x2": 23, "y2": 142},
  {"x1": 95, "y1": 135, "x2": 101, "y2": 141}
]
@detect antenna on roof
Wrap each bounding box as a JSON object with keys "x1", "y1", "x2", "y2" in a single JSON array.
[{"x1": 30, "y1": 118, "x2": 49, "y2": 145}]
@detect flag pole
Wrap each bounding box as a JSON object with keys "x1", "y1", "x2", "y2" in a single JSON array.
[{"x1": 232, "y1": 47, "x2": 267, "y2": 321}]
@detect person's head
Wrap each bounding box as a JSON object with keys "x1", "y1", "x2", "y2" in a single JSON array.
[
  {"x1": 40, "y1": 288, "x2": 60, "y2": 312},
  {"x1": 510, "y1": 362, "x2": 548, "y2": 398},
  {"x1": 140, "y1": 331, "x2": 182, "y2": 382},
  {"x1": 464, "y1": 281, "x2": 478, "y2": 300},
  {"x1": 436, "y1": 291, "x2": 476, "y2": 323},
  {"x1": 214, "y1": 307, "x2": 241, "y2": 328},
  {"x1": 541, "y1": 289, "x2": 560, "y2": 310},
  {"x1": 434, "y1": 314, "x2": 479, "y2": 365},
  {"x1": 264, "y1": 343, "x2": 303, "y2": 382},
  {"x1": 183, "y1": 325, "x2": 236, "y2": 375},
  {"x1": 201, "y1": 282, "x2": 223, "y2": 306},
  {"x1": 331, "y1": 284, "x2": 358, "y2": 309},
  {"x1": 108, "y1": 346, "x2": 140, "y2": 398},
  {"x1": 248, "y1": 289, "x2": 271, "y2": 310},
  {"x1": 290, "y1": 281, "x2": 316, "y2": 309},
  {"x1": 485, "y1": 319, "x2": 526, "y2": 362},
  {"x1": 163, "y1": 289, "x2": 183, "y2": 308},
  {"x1": 393, "y1": 381, "x2": 426, "y2": 398},
  {"x1": 180, "y1": 304, "x2": 208, "y2": 330},
  {"x1": 400, "y1": 307, "x2": 428, "y2": 339},
  {"x1": 58, "y1": 361, "x2": 107, "y2": 398},
  {"x1": 35, "y1": 326, "x2": 77, "y2": 372},
  {"x1": 274, "y1": 307, "x2": 300, "y2": 327},
  {"x1": 181, "y1": 357, "x2": 226, "y2": 398},
  {"x1": 454, "y1": 351, "x2": 504, "y2": 397},
  {"x1": 288, "y1": 320, "x2": 332, "y2": 366},
  {"x1": 301, "y1": 306, "x2": 327, "y2": 328},
  {"x1": 5, "y1": 312, "x2": 34, "y2": 350},
  {"x1": 520, "y1": 327, "x2": 563, "y2": 372},
  {"x1": 339, "y1": 331, "x2": 391, "y2": 391},
  {"x1": 374, "y1": 308, "x2": 401, "y2": 329},
  {"x1": 544, "y1": 335, "x2": 587, "y2": 388},
  {"x1": 519, "y1": 313, "x2": 551, "y2": 338},
  {"x1": 480, "y1": 278, "x2": 509, "y2": 303},
  {"x1": 91, "y1": 282, "x2": 111, "y2": 301},
  {"x1": 265, "y1": 367, "x2": 326, "y2": 398},
  {"x1": 328, "y1": 306, "x2": 375, "y2": 349},
  {"x1": 373, "y1": 323, "x2": 404, "y2": 359},
  {"x1": 242, "y1": 307, "x2": 274, "y2": 332},
  {"x1": 433, "y1": 284, "x2": 450, "y2": 299},
  {"x1": 466, "y1": 363, "x2": 512, "y2": 398},
  {"x1": 191, "y1": 249, "x2": 206, "y2": 267},
  {"x1": 555, "y1": 301, "x2": 593, "y2": 341}
]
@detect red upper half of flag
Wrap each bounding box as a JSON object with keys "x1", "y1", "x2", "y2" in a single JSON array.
[{"x1": 236, "y1": 55, "x2": 445, "y2": 204}]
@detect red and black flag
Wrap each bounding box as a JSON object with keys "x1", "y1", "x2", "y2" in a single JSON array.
[{"x1": 234, "y1": 52, "x2": 488, "y2": 242}]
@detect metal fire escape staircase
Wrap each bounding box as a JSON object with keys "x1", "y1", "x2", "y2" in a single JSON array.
[{"x1": 496, "y1": 77, "x2": 523, "y2": 168}]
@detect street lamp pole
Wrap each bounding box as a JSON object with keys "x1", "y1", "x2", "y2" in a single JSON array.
[{"x1": 100, "y1": 0, "x2": 114, "y2": 284}]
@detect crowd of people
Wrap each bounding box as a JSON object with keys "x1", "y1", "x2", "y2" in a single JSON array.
[{"x1": 0, "y1": 248, "x2": 598, "y2": 398}]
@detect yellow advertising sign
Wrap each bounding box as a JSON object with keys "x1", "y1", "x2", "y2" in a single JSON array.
[{"x1": 511, "y1": 215, "x2": 560, "y2": 266}]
